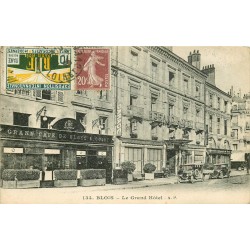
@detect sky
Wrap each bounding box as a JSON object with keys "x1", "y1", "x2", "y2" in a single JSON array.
[{"x1": 173, "y1": 47, "x2": 250, "y2": 96}]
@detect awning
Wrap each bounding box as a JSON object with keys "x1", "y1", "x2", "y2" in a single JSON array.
[
  {"x1": 164, "y1": 139, "x2": 192, "y2": 145},
  {"x1": 231, "y1": 152, "x2": 245, "y2": 162}
]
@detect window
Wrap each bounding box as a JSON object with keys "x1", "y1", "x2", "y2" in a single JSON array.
[
  {"x1": 42, "y1": 90, "x2": 52, "y2": 100},
  {"x1": 151, "y1": 62, "x2": 158, "y2": 80},
  {"x1": 151, "y1": 95, "x2": 157, "y2": 111},
  {"x1": 209, "y1": 115, "x2": 213, "y2": 132},
  {"x1": 224, "y1": 120, "x2": 227, "y2": 135},
  {"x1": 99, "y1": 117, "x2": 108, "y2": 135},
  {"x1": 131, "y1": 51, "x2": 138, "y2": 68},
  {"x1": 196, "y1": 85, "x2": 200, "y2": 99},
  {"x1": 232, "y1": 129, "x2": 238, "y2": 139},
  {"x1": 13, "y1": 112, "x2": 30, "y2": 127},
  {"x1": 76, "y1": 112, "x2": 86, "y2": 131},
  {"x1": 233, "y1": 144, "x2": 238, "y2": 151},
  {"x1": 209, "y1": 94, "x2": 213, "y2": 107},
  {"x1": 124, "y1": 147, "x2": 142, "y2": 172},
  {"x1": 37, "y1": 90, "x2": 64, "y2": 103},
  {"x1": 75, "y1": 90, "x2": 87, "y2": 96},
  {"x1": 169, "y1": 72, "x2": 175, "y2": 86},
  {"x1": 232, "y1": 116, "x2": 238, "y2": 126},
  {"x1": 196, "y1": 109, "x2": 200, "y2": 119},
  {"x1": 224, "y1": 101, "x2": 227, "y2": 112},
  {"x1": 130, "y1": 86, "x2": 138, "y2": 106},
  {"x1": 99, "y1": 90, "x2": 108, "y2": 100},
  {"x1": 147, "y1": 149, "x2": 162, "y2": 171},
  {"x1": 130, "y1": 120, "x2": 137, "y2": 137},
  {"x1": 183, "y1": 79, "x2": 189, "y2": 93},
  {"x1": 217, "y1": 118, "x2": 220, "y2": 134},
  {"x1": 169, "y1": 104, "x2": 174, "y2": 116},
  {"x1": 151, "y1": 125, "x2": 158, "y2": 140},
  {"x1": 183, "y1": 106, "x2": 188, "y2": 120},
  {"x1": 217, "y1": 97, "x2": 221, "y2": 110}
]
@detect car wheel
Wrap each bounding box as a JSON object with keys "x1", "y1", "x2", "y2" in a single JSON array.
[
  {"x1": 190, "y1": 176, "x2": 194, "y2": 184},
  {"x1": 219, "y1": 171, "x2": 224, "y2": 179}
]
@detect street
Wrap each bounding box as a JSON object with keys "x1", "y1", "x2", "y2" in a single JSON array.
[{"x1": 1, "y1": 175, "x2": 249, "y2": 204}]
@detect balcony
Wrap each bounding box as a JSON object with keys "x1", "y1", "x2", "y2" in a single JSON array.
[
  {"x1": 182, "y1": 134, "x2": 189, "y2": 140},
  {"x1": 127, "y1": 105, "x2": 144, "y2": 119},
  {"x1": 130, "y1": 133, "x2": 138, "y2": 138},
  {"x1": 168, "y1": 115, "x2": 179, "y2": 127},
  {"x1": 149, "y1": 111, "x2": 165, "y2": 122},
  {"x1": 184, "y1": 120, "x2": 193, "y2": 130},
  {"x1": 152, "y1": 135, "x2": 158, "y2": 140},
  {"x1": 195, "y1": 122, "x2": 204, "y2": 133}
]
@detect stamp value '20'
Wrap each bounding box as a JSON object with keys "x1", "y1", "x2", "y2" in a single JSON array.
[{"x1": 75, "y1": 48, "x2": 110, "y2": 90}]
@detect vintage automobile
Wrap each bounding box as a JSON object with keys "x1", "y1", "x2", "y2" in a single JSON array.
[
  {"x1": 207, "y1": 163, "x2": 231, "y2": 179},
  {"x1": 177, "y1": 164, "x2": 204, "y2": 184}
]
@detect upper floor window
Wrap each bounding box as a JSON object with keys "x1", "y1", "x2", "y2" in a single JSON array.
[
  {"x1": 99, "y1": 116, "x2": 108, "y2": 135},
  {"x1": 75, "y1": 90, "x2": 87, "y2": 96},
  {"x1": 224, "y1": 101, "x2": 228, "y2": 112},
  {"x1": 232, "y1": 116, "x2": 238, "y2": 126},
  {"x1": 169, "y1": 71, "x2": 175, "y2": 86},
  {"x1": 196, "y1": 85, "x2": 200, "y2": 99},
  {"x1": 217, "y1": 118, "x2": 221, "y2": 134},
  {"x1": 131, "y1": 51, "x2": 138, "y2": 68},
  {"x1": 209, "y1": 94, "x2": 213, "y2": 107},
  {"x1": 130, "y1": 120, "x2": 138, "y2": 138},
  {"x1": 36, "y1": 90, "x2": 64, "y2": 103},
  {"x1": 183, "y1": 79, "x2": 189, "y2": 93},
  {"x1": 196, "y1": 109, "x2": 200, "y2": 121},
  {"x1": 224, "y1": 120, "x2": 227, "y2": 135},
  {"x1": 151, "y1": 95, "x2": 157, "y2": 111},
  {"x1": 99, "y1": 90, "x2": 108, "y2": 100},
  {"x1": 169, "y1": 104, "x2": 174, "y2": 116},
  {"x1": 217, "y1": 97, "x2": 221, "y2": 110},
  {"x1": 183, "y1": 106, "x2": 188, "y2": 120},
  {"x1": 151, "y1": 62, "x2": 158, "y2": 80},
  {"x1": 76, "y1": 112, "x2": 86, "y2": 131},
  {"x1": 209, "y1": 115, "x2": 213, "y2": 132},
  {"x1": 13, "y1": 112, "x2": 30, "y2": 127},
  {"x1": 130, "y1": 86, "x2": 138, "y2": 106}
]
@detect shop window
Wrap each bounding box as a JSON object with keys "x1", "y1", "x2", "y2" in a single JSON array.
[
  {"x1": 151, "y1": 62, "x2": 158, "y2": 80},
  {"x1": 99, "y1": 116, "x2": 108, "y2": 135},
  {"x1": 124, "y1": 147, "x2": 142, "y2": 172},
  {"x1": 13, "y1": 112, "x2": 30, "y2": 127},
  {"x1": 131, "y1": 50, "x2": 139, "y2": 68},
  {"x1": 147, "y1": 149, "x2": 162, "y2": 171},
  {"x1": 169, "y1": 71, "x2": 175, "y2": 86}
]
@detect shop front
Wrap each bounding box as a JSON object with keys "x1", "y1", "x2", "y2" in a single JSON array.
[
  {"x1": 0, "y1": 122, "x2": 113, "y2": 184},
  {"x1": 206, "y1": 148, "x2": 231, "y2": 167}
]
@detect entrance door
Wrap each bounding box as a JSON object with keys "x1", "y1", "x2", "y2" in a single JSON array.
[{"x1": 167, "y1": 149, "x2": 176, "y2": 174}]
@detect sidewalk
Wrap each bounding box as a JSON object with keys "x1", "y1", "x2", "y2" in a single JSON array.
[{"x1": 85, "y1": 169, "x2": 248, "y2": 191}]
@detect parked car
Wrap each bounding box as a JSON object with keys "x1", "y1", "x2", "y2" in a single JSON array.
[
  {"x1": 208, "y1": 163, "x2": 231, "y2": 179},
  {"x1": 177, "y1": 164, "x2": 204, "y2": 184}
]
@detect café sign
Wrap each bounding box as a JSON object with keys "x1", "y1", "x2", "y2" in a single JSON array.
[{"x1": 0, "y1": 124, "x2": 113, "y2": 144}]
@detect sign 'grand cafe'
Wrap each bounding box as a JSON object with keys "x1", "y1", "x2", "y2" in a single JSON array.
[{"x1": 0, "y1": 118, "x2": 114, "y2": 183}]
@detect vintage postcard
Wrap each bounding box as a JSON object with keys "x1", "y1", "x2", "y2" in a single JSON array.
[{"x1": 0, "y1": 46, "x2": 249, "y2": 204}]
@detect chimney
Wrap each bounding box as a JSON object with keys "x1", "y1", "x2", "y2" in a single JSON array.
[
  {"x1": 201, "y1": 64, "x2": 215, "y2": 85},
  {"x1": 187, "y1": 50, "x2": 201, "y2": 69}
]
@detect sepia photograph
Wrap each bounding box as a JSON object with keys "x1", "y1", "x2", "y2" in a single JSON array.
[{"x1": 0, "y1": 46, "x2": 249, "y2": 204}]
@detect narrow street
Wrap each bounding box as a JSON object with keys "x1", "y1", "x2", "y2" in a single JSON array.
[{"x1": 1, "y1": 175, "x2": 249, "y2": 204}]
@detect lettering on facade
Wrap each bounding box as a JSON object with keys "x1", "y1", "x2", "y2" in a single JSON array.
[
  {"x1": 116, "y1": 103, "x2": 122, "y2": 136},
  {"x1": 1, "y1": 125, "x2": 113, "y2": 144}
]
